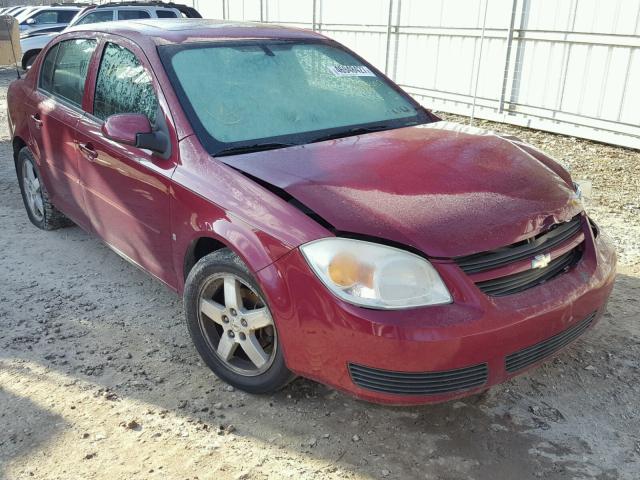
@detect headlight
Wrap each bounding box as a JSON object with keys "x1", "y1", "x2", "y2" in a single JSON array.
[{"x1": 300, "y1": 238, "x2": 452, "y2": 309}]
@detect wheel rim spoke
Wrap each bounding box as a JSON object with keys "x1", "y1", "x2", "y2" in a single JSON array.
[
  {"x1": 242, "y1": 308, "x2": 272, "y2": 330},
  {"x1": 217, "y1": 334, "x2": 238, "y2": 361},
  {"x1": 26, "y1": 191, "x2": 34, "y2": 210},
  {"x1": 26, "y1": 164, "x2": 35, "y2": 182},
  {"x1": 223, "y1": 276, "x2": 243, "y2": 310},
  {"x1": 200, "y1": 298, "x2": 226, "y2": 325},
  {"x1": 240, "y1": 333, "x2": 269, "y2": 368},
  {"x1": 33, "y1": 195, "x2": 44, "y2": 216},
  {"x1": 32, "y1": 177, "x2": 40, "y2": 192}
]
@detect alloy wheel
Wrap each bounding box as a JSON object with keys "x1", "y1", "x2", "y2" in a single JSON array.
[
  {"x1": 22, "y1": 158, "x2": 44, "y2": 222},
  {"x1": 198, "y1": 273, "x2": 277, "y2": 376}
]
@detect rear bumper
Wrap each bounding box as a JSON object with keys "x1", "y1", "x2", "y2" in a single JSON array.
[{"x1": 258, "y1": 222, "x2": 616, "y2": 405}]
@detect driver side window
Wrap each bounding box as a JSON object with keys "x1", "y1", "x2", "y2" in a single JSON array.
[
  {"x1": 39, "y1": 38, "x2": 97, "y2": 107},
  {"x1": 93, "y1": 42, "x2": 158, "y2": 123}
]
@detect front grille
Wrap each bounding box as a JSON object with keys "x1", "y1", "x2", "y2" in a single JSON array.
[
  {"x1": 454, "y1": 215, "x2": 584, "y2": 296},
  {"x1": 455, "y1": 215, "x2": 582, "y2": 274},
  {"x1": 349, "y1": 362, "x2": 488, "y2": 395},
  {"x1": 505, "y1": 311, "x2": 596, "y2": 373},
  {"x1": 475, "y1": 248, "x2": 581, "y2": 296}
]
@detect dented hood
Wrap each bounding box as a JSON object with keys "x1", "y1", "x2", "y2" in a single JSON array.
[{"x1": 219, "y1": 122, "x2": 582, "y2": 258}]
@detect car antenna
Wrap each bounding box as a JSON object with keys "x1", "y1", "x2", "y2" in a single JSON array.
[{"x1": 2, "y1": 14, "x2": 20, "y2": 79}]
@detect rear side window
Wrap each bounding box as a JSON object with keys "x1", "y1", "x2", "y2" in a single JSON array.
[
  {"x1": 57, "y1": 10, "x2": 78, "y2": 23},
  {"x1": 117, "y1": 10, "x2": 151, "y2": 20},
  {"x1": 39, "y1": 43, "x2": 59, "y2": 92},
  {"x1": 93, "y1": 42, "x2": 158, "y2": 123},
  {"x1": 41, "y1": 39, "x2": 97, "y2": 106},
  {"x1": 75, "y1": 10, "x2": 114, "y2": 25},
  {"x1": 156, "y1": 10, "x2": 177, "y2": 18}
]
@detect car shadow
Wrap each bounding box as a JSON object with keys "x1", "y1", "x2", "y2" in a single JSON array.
[{"x1": 0, "y1": 382, "x2": 71, "y2": 479}]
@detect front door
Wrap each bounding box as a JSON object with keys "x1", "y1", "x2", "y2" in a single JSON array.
[{"x1": 77, "y1": 39, "x2": 177, "y2": 287}]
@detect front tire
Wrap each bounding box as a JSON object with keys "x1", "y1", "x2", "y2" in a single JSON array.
[
  {"x1": 17, "y1": 147, "x2": 72, "y2": 230},
  {"x1": 184, "y1": 249, "x2": 295, "y2": 394}
]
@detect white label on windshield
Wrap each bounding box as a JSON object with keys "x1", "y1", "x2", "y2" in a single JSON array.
[{"x1": 328, "y1": 65, "x2": 376, "y2": 77}]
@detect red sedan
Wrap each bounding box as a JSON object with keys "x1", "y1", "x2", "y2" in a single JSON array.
[{"x1": 7, "y1": 19, "x2": 616, "y2": 405}]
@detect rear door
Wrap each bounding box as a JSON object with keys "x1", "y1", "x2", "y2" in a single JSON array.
[
  {"x1": 76, "y1": 38, "x2": 177, "y2": 287},
  {"x1": 28, "y1": 37, "x2": 98, "y2": 228}
]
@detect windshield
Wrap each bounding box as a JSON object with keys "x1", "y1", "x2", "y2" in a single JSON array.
[{"x1": 159, "y1": 40, "x2": 430, "y2": 156}]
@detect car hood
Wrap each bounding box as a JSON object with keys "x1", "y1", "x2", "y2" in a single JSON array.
[{"x1": 219, "y1": 122, "x2": 582, "y2": 258}]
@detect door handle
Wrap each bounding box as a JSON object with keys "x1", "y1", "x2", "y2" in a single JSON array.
[
  {"x1": 30, "y1": 114, "x2": 43, "y2": 129},
  {"x1": 78, "y1": 142, "x2": 98, "y2": 161}
]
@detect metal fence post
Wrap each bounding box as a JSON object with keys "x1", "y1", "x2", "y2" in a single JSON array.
[
  {"x1": 384, "y1": 0, "x2": 395, "y2": 75},
  {"x1": 498, "y1": 0, "x2": 518, "y2": 114},
  {"x1": 470, "y1": 0, "x2": 489, "y2": 125},
  {"x1": 391, "y1": 0, "x2": 403, "y2": 81},
  {"x1": 507, "y1": 0, "x2": 531, "y2": 114},
  {"x1": 555, "y1": 0, "x2": 579, "y2": 115},
  {"x1": 312, "y1": 0, "x2": 317, "y2": 31}
]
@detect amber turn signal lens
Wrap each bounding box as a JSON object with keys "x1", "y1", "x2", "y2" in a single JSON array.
[
  {"x1": 328, "y1": 252, "x2": 359, "y2": 287},
  {"x1": 328, "y1": 252, "x2": 373, "y2": 288}
]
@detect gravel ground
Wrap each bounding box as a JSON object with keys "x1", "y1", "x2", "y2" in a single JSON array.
[{"x1": 1, "y1": 67, "x2": 639, "y2": 480}]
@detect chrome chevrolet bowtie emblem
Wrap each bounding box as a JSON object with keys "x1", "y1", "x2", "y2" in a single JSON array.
[{"x1": 531, "y1": 253, "x2": 551, "y2": 269}]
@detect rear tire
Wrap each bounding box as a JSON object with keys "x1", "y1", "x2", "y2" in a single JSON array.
[
  {"x1": 17, "y1": 147, "x2": 73, "y2": 230},
  {"x1": 184, "y1": 249, "x2": 295, "y2": 394}
]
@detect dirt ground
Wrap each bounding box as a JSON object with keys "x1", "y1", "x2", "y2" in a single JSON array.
[{"x1": 0, "y1": 67, "x2": 639, "y2": 480}]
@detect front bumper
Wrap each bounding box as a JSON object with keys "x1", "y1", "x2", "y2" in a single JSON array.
[{"x1": 258, "y1": 220, "x2": 616, "y2": 405}]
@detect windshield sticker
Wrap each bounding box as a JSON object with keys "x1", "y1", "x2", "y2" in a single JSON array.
[{"x1": 328, "y1": 65, "x2": 376, "y2": 77}]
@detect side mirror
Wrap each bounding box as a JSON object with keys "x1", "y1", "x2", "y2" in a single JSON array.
[
  {"x1": 102, "y1": 113, "x2": 169, "y2": 155},
  {"x1": 26, "y1": 18, "x2": 35, "y2": 25}
]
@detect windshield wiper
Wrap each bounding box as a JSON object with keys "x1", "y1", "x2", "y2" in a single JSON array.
[
  {"x1": 310, "y1": 125, "x2": 394, "y2": 143},
  {"x1": 215, "y1": 142, "x2": 297, "y2": 157}
]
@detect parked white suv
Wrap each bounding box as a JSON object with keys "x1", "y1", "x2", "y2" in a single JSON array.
[{"x1": 19, "y1": 1, "x2": 202, "y2": 70}]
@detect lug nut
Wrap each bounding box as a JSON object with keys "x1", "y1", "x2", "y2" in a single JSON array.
[
  {"x1": 239, "y1": 332, "x2": 246, "y2": 341},
  {"x1": 241, "y1": 319, "x2": 248, "y2": 327},
  {"x1": 228, "y1": 330, "x2": 235, "y2": 338},
  {"x1": 222, "y1": 315, "x2": 229, "y2": 323},
  {"x1": 230, "y1": 308, "x2": 237, "y2": 316}
]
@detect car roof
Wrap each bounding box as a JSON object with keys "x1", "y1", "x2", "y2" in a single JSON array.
[
  {"x1": 87, "y1": 5, "x2": 180, "y2": 10},
  {"x1": 66, "y1": 18, "x2": 325, "y2": 46},
  {"x1": 26, "y1": 6, "x2": 82, "y2": 13}
]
